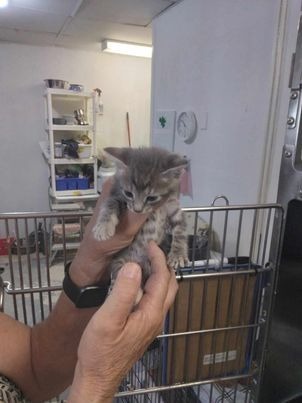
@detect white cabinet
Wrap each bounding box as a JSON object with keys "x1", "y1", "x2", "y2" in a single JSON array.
[{"x1": 43, "y1": 88, "x2": 99, "y2": 203}]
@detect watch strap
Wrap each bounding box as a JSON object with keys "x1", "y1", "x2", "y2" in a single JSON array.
[{"x1": 63, "y1": 261, "x2": 110, "y2": 308}]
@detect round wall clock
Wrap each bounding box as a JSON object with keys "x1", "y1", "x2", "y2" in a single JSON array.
[{"x1": 176, "y1": 111, "x2": 197, "y2": 143}]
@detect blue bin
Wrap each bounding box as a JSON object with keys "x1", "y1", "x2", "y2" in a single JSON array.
[
  {"x1": 77, "y1": 178, "x2": 89, "y2": 189},
  {"x1": 56, "y1": 178, "x2": 68, "y2": 190},
  {"x1": 66, "y1": 178, "x2": 78, "y2": 190}
]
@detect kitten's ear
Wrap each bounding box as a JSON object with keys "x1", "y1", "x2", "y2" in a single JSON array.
[
  {"x1": 103, "y1": 147, "x2": 130, "y2": 171},
  {"x1": 161, "y1": 155, "x2": 188, "y2": 180}
]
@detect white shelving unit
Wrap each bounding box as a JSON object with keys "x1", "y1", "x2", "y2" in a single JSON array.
[
  {"x1": 43, "y1": 88, "x2": 99, "y2": 203},
  {"x1": 42, "y1": 88, "x2": 99, "y2": 258}
]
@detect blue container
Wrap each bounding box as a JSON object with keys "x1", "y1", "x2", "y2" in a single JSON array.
[
  {"x1": 77, "y1": 178, "x2": 89, "y2": 189},
  {"x1": 56, "y1": 178, "x2": 68, "y2": 190},
  {"x1": 66, "y1": 178, "x2": 78, "y2": 190}
]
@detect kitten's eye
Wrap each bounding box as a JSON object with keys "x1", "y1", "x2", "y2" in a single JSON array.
[
  {"x1": 123, "y1": 190, "x2": 134, "y2": 199},
  {"x1": 146, "y1": 195, "x2": 160, "y2": 203}
]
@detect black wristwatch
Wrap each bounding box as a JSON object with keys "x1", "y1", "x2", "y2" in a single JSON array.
[{"x1": 63, "y1": 261, "x2": 110, "y2": 308}]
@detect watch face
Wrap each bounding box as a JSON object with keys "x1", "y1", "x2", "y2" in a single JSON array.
[
  {"x1": 63, "y1": 263, "x2": 110, "y2": 308},
  {"x1": 177, "y1": 111, "x2": 197, "y2": 143}
]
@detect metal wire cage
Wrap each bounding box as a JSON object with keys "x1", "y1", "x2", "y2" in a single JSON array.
[{"x1": 0, "y1": 201, "x2": 283, "y2": 403}]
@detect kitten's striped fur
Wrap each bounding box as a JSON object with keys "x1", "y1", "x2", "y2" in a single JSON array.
[{"x1": 93, "y1": 147, "x2": 188, "y2": 288}]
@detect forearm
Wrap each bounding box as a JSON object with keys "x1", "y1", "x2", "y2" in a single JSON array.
[
  {"x1": 0, "y1": 290, "x2": 98, "y2": 403},
  {"x1": 28, "y1": 292, "x2": 98, "y2": 401},
  {"x1": 27, "y1": 257, "x2": 108, "y2": 402}
]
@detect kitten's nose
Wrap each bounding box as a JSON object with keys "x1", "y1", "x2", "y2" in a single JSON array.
[
  {"x1": 133, "y1": 202, "x2": 144, "y2": 213},
  {"x1": 133, "y1": 207, "x2": 143, "y2": 213}
]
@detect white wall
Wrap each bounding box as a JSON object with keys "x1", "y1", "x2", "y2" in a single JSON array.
[
  {"x1": 0, "y1": 42, "x2": 151, "y2": 213},
  {"x1": 151, "y1": 0, "x2": 300, "y2": 207}
]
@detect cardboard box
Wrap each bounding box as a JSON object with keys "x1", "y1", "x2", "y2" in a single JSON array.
[
  {"x1": 78, "y1": 144, "x2": 92, "y2": 158},
  {"x1": 164, "y1": 270, "x2": 257, "y2": 384}
]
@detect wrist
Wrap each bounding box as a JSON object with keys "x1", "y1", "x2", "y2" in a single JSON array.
[
  {"x1": 68, "y1": 364, "x2": 115, "y2": 403},
  {"x1": 69, "y1": 255, "x2": 110, "y2": 287},
  {"x1": 63, "y1": 261, "x2": 110, "y2": 308}
]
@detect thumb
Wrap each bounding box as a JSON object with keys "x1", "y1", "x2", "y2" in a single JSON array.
[{"x1": 104, "y1": 263, "x2": 142, "y2": 325}]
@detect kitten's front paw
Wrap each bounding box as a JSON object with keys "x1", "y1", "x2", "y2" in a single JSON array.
[
  {"x1": 167, "y1": 253, "x2": 189, "y2": 270},
  {"x1": 93, "y1": 215, "x2": 119, "y2": 241}
]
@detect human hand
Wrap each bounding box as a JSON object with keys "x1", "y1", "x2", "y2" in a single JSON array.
[
  {"x1": 70, "y1": 179, "x2": 149, "y2": 286},
  {"x1": 67, "y1": 241, "x2": 178, "y2": 402}
]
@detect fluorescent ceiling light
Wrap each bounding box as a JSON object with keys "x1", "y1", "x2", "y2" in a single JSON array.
[
  {"x1": 102, "y1": 40, "x2": 152, "y2": 58},
  {"x1": 0, "y1": 0, "x2": 8, "y2": 8}
]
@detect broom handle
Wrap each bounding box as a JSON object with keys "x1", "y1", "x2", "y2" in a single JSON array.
[{"x1": 126, "y1": 112, "x2": 131, "y2": 147}]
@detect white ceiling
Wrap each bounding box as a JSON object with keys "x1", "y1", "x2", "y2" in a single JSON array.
[{"x1": 0, "y1": 0, "x2": 181, "y2": 51}]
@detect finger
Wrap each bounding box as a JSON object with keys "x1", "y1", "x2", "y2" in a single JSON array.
[
  {"x1": 102, "y1": 263, "x2": 142, "y2": 326},
  {"x1": 140, "y1": 241, "x2": 170, "y2": 310},
  {"x1": 84, "y1": 179, "x2": 114, "y2": 233},
  {"x1": 116, "y1": 210, "x2": 148, "y2": 240},
  {"x1": 162, "y1": 270, "x2": 178, "y2": 316},
  {"x1": 85, "y1": 179, "x2": 148, "y2": 245},
  {"x1": 97, "y1": 177, "x2": 114, "y2": 201},
  {"x1": 95, "y1": 211, "x2": 149, "y2": 258}
]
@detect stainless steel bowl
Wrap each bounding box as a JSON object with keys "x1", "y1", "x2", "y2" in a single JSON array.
[{"x1": 44, "y1": 79, "x2": 69, "y2": 89}]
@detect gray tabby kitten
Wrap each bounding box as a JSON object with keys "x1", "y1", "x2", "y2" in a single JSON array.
[{"x1": 93, "y1": 147, "x2": 188, "y2": 291}]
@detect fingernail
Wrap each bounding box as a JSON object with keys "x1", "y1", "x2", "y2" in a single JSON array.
[{"x1": 121, "y1": 263, "x2": 141, "y2": 279}]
